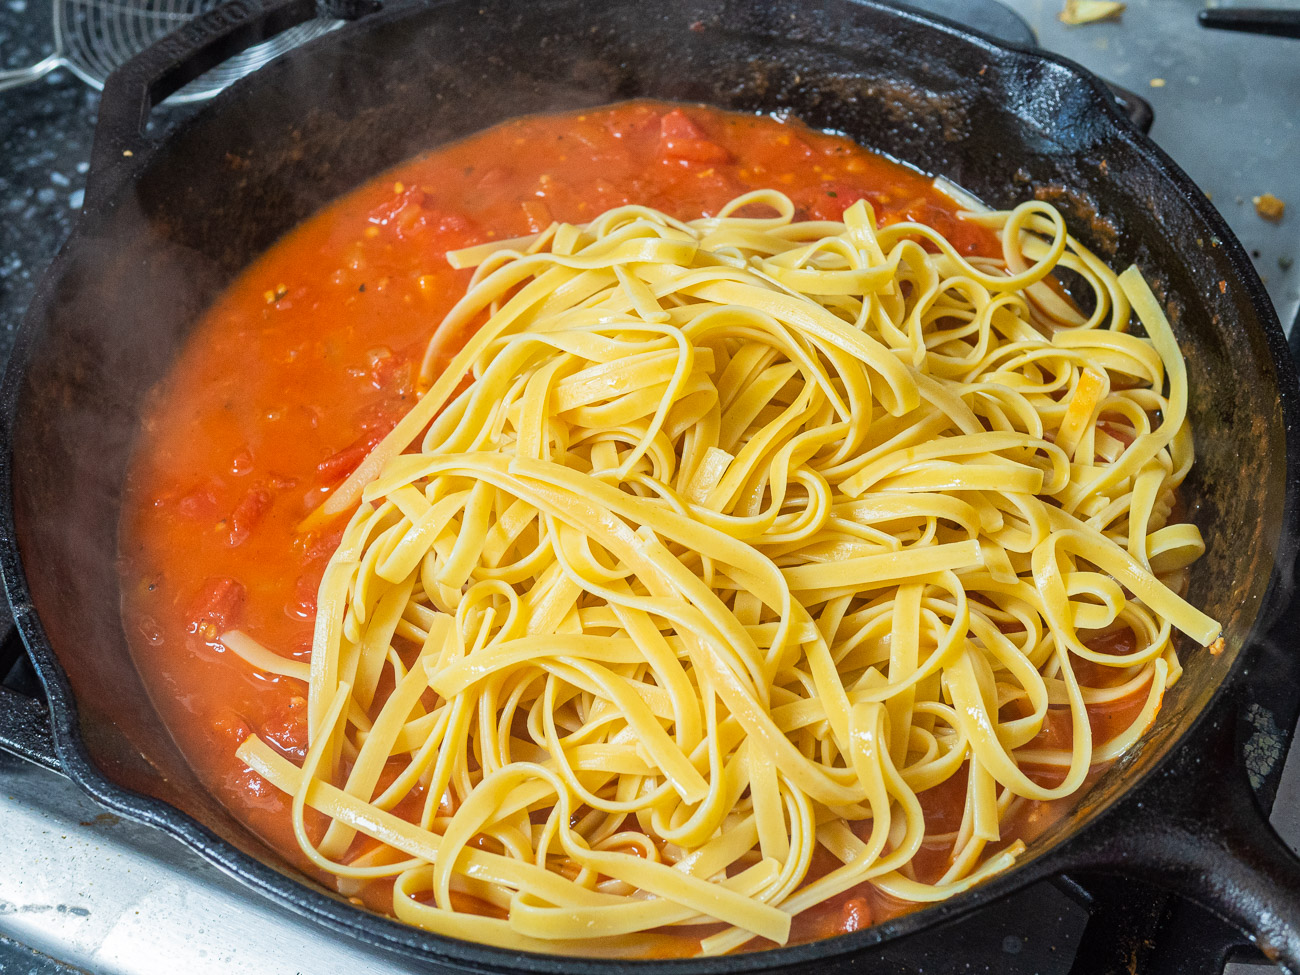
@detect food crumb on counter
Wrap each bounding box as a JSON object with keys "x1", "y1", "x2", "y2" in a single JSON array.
[
  {"x1": 1059, "y1": 0, "x2": 1125, "y2": 25},
  {"x1": 1253, "y1": 193, "x2": 1286, "y2": 222}
]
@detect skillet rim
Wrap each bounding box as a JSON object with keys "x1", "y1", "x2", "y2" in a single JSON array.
[{"x1": 0, "y1": 0, "x2": 1296, "y2": 970}]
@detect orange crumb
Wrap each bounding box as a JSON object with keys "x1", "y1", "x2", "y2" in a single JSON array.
[
  {"x1": 1253, "y1": 193, "x2": 1286, "y2": 222},
  {"x1": 1060, "y1": 0, "x2": 1125, "y2": 24}
]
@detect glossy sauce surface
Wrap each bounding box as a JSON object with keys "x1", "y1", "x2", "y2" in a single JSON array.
[{"x1": 118, "y1": 101, "x2": 1149, "y2": 949}]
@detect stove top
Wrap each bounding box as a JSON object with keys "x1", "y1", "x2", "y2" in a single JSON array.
[{"x1": 0, "y1": 1, "x2": 1297, "y2": 973}]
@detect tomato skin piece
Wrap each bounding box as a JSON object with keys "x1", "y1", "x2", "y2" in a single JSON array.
[{"x1": 186, "y1": 577, "x2": 246, "y2": 642}]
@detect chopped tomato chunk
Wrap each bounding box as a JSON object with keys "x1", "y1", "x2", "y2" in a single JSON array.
[
  {"x1": 367, "y1": 184, "x2": 429, "y2": 228},
  {"x1": 659, "y1": 108, "x2": 706, "y2": 141},
  {"x1": 662, "y1": 138, "x2": 732, "y2": 164},
  {"x1": 228, "y1": 487, "x2": 273, "y2": 546},
  {"x1": 796, "y1": 183, "x2": 875, "y2": 221},
  {"x1": 521, "y1": 199, "x2": 554, "y2": 233},
  {"x1": 368, "y1": 349, "x2": 412, "y2": 393},
  {"x1": 288, "y1": 572, "x2": 319, "y2": 619},
  {"x1": 317, "y1": 432, "x2": 383, "y2": 484},
  {"x1": 353, "y1": 397, "x2": 403, "y2": 432},
  {"x1": 658, "y1": 109, "x2": 731, "y2": 164},
  {"x1": 186, "y1": 577, "x2": 246, "y2": 641},
  {"x1": 839, "y1": 897, "x2": 872, "y2": 934},
  {"x1": 303, "y1": 528, "x2": 345, "y2": 562},
  {"x1": 212, "y1": 710, "x2": 252, "y2": 748},
  {"x1": 176, "y1": 482, "x2": 220, "y2": 519},
  {"x1": 316, "y1": 441, "x2": 369, "y2": 483},
  {"x1": 262, "y1": 695, "x2": 309, "y2": 760},
  {"x1": 367, "y1": 185, "x2": 479, "y2": 245}
]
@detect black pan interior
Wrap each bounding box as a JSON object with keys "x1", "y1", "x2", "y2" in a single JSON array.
[{"x1": 5, "y1": 0, "x2": 1288, "y2": 967}]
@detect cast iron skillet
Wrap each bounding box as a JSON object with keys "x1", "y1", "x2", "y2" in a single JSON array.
[{"x1": 2, "y1": 0, "x2": 1300, "y2": 970}]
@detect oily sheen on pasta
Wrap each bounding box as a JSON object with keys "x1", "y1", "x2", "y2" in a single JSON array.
[{"x1": 228, "y1": 189, "x2": 1219, "y2": 956}]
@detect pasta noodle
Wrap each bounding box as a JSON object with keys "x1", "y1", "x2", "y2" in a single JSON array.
[{"x1": 232, "y1": 188, "x2": 1218, "y2": 956}]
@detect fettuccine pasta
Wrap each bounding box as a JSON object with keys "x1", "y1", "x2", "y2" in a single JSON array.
[{"x1": 232, "y1": 188, "x2": 1218, "y2": 956}]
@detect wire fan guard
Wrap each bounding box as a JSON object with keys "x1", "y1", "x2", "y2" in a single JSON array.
[{"x1": 56, "y1": 0, "x2": 340, "y2": 102}]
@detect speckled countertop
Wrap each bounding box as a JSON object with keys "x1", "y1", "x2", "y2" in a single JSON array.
[
  {"x1": 0, "y1": 0, "x2": 99, "y2": 364},
  {"x1": 1002, "y1": 0, "x2": 1300, "y2": 335}
]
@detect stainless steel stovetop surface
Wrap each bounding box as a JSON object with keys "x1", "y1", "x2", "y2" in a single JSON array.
[
  {"x1": 0, "y1": 1, "x2": 1297, "y2": 973},
  {"x1": 1011, "y1": 0, "x2": 1300, "y2": 334},
  {"x1": 0, "y1": 753, "x2": 412, "y2": 975}
]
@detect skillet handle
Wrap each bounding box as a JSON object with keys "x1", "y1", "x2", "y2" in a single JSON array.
[
  {"x1": 1058, "y1": 675, "x2": 1300, "y2": 970},
  {"x1": 1198, "y1": 9, "x2": 1300, "y2": 41},
  {"x1": 85, "y1": 0, "x2": 382, "y2": 211}
]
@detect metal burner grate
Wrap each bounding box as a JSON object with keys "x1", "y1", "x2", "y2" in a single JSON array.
[{"x1": 0, "y1": 0, "x2": 338, "y2": 102}]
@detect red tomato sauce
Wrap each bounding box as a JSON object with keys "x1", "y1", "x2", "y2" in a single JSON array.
[{"x1": 117, "y1": 100, "x2": 1152, "y2": 950}]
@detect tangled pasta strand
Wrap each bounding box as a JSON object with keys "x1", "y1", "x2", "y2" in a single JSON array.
[{"x1": 232, "y1": 189, "x2": 1218, "y2": 957}]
